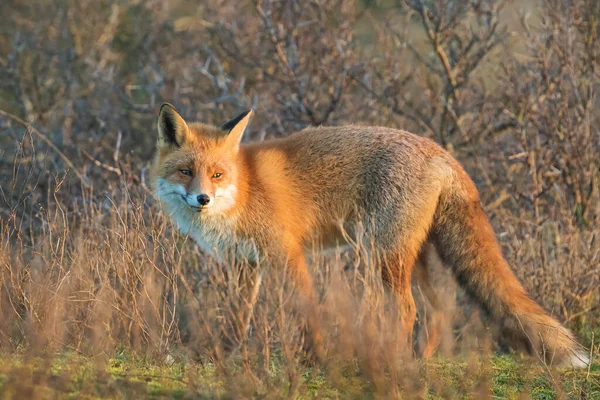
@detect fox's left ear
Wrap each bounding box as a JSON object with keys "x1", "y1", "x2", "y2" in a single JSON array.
[{"x1": 222, "y1": 110, "x2": 253, "y2": 151}]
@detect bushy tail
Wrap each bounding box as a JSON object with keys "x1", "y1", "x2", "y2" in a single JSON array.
[{"x1": 431, "y1": 170, "x2": 589, "y2": 368}]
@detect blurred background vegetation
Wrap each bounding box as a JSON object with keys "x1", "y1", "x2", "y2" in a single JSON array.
[{"x1": 0, "y1": 0, "x2": 599, "y2": 398}]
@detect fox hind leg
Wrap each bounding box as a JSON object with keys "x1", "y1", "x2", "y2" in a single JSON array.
[
  {"x1": 366, "y1": 187, "x2": 442, "y2": 352},
  {"x1": 413, "y1": 245, "x2": 444, "y2": 359},
  {"x1": 381, "y1": 248, "x2": 419, "y2": 348}
]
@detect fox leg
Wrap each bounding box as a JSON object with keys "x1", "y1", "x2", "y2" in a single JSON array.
[
  {"x1": 237, "y1": 266, "x2": 262, "y2": 375},
  {"x1": 220, "y1": 264, "x2": 263, "y2": 354},
  {"x1": 369, "y1": 188, "x2": 442, "y2": 351},
  {"x1": 237, "y1": 266, "x2": 263, "y2": 342},
  {"x1": 381, "y1": 247, "x2": 419, "y2": 348},
  {"x1": 287, "y1": 250, "x2": 325, "y2": 361},
  {"x1": 413, "y1": 244, "x2": 444, "y2": 359}
]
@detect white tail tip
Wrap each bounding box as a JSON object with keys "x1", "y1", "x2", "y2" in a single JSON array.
[{"x1": 569, "y1": 350, "x2": 590, "y2": 369}]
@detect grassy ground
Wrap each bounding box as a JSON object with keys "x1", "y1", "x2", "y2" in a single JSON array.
[{"x1": 1, "y1": 350, "x2": 598, "y2": 399}]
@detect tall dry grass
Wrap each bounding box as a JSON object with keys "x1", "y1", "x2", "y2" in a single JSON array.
[{"x1": 0, "y1": 165, "x2": 468, "y2": 397}]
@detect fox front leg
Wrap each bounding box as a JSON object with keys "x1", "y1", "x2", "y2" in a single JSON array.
[
  {"x1": 218, "y1": 261, "x2": 263, "y2": 356},
  {"x1": 286, "y1": 250, "x2": 326, "y2": 362}
]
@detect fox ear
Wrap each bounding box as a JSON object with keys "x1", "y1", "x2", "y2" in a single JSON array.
[
  {"x1": 222, "y1": 110, "x2": 252, "y2": 151},
  {"x1": 157, "y1": 103, "x2": 190, "y2": 148}
]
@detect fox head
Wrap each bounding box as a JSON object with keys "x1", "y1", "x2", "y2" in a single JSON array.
[{"x1": 151, "y1": 104, "x2": 252, "y2": 216}]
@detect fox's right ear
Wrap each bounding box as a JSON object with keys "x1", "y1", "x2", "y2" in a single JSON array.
[
  {"x1": 157, "y1": 103, "x2": 190, "y2": 148},
  {"x1": 221, "y1": 110, "x2": 252, "y2": 152}
]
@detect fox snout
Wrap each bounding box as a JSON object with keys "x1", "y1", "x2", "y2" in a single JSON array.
[{"x1": 182, "y1": 192, "x2": 213, "y2": 211}]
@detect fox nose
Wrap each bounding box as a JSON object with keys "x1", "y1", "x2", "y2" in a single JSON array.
[{"x1": 197, "y1": 194, "x2": 211, "y2": 206}]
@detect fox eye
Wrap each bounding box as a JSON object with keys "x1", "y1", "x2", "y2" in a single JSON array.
[
  {"x1": 212, "y1": 172, "x2": 222, "y2": 179},
  {"x1": 179, "y1": 169, "x2": 193, "y2": 176}
]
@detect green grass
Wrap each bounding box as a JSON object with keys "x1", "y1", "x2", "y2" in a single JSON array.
[{"x1": 0, "y1": 350, "x2": 597, "y2": 399}]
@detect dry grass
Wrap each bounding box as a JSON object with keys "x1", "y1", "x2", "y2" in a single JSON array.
[{"x1": 1, "y1": 0, "x2": 599, "y2": 398}]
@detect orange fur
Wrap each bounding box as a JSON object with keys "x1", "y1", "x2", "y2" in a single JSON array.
[
  {"x1": 413, "y1": 244, "x2": 446, "y2": 359},
  {"x1": 150, "y1": 104, "x2": 588, "y2": 367}
]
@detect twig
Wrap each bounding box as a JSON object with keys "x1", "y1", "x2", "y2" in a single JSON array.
[
  {"x1": 82, "y1": 150, "x2": 122, "y2": 176},
  {"x1": 413, "y1": 2, "x2": 459, "y2": 101},
  {"x1": 0, "y1": 109, "x2": 89, "y2": 187},
  {"x1": 564, "y1": 305, "x2": 600, "y2": 322}
]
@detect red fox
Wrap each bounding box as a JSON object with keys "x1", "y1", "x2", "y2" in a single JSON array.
[{"x1": 151, "y1": 103, "x2": 588, "y2": 367}]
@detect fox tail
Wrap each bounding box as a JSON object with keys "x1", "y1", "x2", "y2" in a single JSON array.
[{"x1": 432, "y1": 167, "x2": 589, "y2": 368}]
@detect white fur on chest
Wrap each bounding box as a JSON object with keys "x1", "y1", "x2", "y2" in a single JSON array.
[{"x1": 169, "y1": 206, "x2": 258, "y2": 263}]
